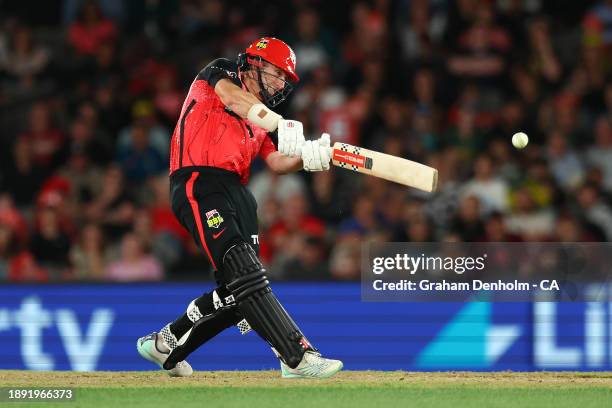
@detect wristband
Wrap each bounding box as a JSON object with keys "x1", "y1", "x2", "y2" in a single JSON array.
[{"x1": 247, "y1": 103, "x2": 282, "y2": 132}]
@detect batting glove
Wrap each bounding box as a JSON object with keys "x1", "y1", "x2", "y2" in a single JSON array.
[
  {"x1": 277, "y1": 119, "x2": 305, "y2": 157},
  {"x1": 302, "y1": 133, "x2": 332, "y2": 172}
]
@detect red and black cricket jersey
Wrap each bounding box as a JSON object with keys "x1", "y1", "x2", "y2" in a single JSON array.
[{"x1": 169, "y1": 58, "x2": 276, "y2": 185}]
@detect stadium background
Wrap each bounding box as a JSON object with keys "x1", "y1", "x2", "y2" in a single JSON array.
[{"x1": 1, "y1": 0, "x2": 612, "y2": 372}]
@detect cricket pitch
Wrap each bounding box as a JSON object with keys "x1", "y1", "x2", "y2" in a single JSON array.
[{"x1": 2, "y1": 370, "x2": 611, "y2": 408}]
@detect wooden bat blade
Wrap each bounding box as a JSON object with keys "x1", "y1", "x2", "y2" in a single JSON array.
[{"x1": 331, "y1": 142, "x2": 438, "y2": 192}]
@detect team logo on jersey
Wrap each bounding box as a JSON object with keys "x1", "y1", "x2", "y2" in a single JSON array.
[
  {"x1": 256, "y1": 39, "x2": 269, "y2": 50},
  {"x1": 206, "y1": 209, "x2": 224, "y2": 228}
]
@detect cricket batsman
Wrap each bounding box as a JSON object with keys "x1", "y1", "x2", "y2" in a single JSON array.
[{"x1": 136, "y1": 37, "x2": 343, "y2": 378}]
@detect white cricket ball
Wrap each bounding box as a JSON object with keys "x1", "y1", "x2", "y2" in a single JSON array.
[{"x1": 512, "y1": 132, "x2": 529, "y2": 149}]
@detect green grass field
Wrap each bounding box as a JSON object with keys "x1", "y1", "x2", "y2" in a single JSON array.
[{"x1": 2, "y1": 371, "x2": 612, "y2": 408}]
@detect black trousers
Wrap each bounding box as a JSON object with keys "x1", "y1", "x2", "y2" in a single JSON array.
[
  {"x1": 170, "y1": 166, "x2": 260, "y2": 280},
  {"x1": 166, "y1": 167, "x2": 311, "y2": 368}
]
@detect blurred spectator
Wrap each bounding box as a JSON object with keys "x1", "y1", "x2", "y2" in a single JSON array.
[
  {"x1": 447, "y1": 1, "x2": 510, "y2": 82},
  {"x1": 482, "y1": 212, "x2": 521, "y2": 242},
  {"x1": 511, "y1": 68, "x2": 541, "y2": 130},
  {"x1": 0, "y1": 136, "x2": 47, "y2": 208},
  {"x1": 177, "y1": 0, "x2": 225, "y2": 39},
  {"x1": 424, "y1": 150, "x2": 463, "y2": 231},
  {"x1": 30, "y1": 206, "x2": 71, "y2": 276},
  {"x1": 117, "y1": 100, "x2": 170, "y2": 159},
  {"x1": 57, "y1": 146, "x2": 104, "y2": 221},
  {"x1": 583, "y1": 0, "x2": 612, "y2": 47},
  {"x1": 343, "y1": 3, "x2": 388, "y2": 69},
  {"x1": 444, "y1": 0, "x2": 478, "y2": 47},
  {"x1": 67, "y1": 1, "x2": 117, "y2": 55},
  {"x1": 338, "y1": 195, "x2": 378, "y2": 237},
  {"x1": 307, "y1": 171, "x2": 353, "y2": 225},
  {"x1": 250, "y1": 170, "x2": 306, "y2": 226},
  {"x1": 153, "y1": 67, "x2": 182, "y2": 126},
  {"x1": 405, "y1": 218, "x2": 434, "y2": 242},
  {"x1": 0, "y1": 24, "x2": 49, "y2": 90},
  {"x1": 17, "y1": 102, "x2": 65, "y2": 170},
  {"x1": 84, "y1": 166, "x2": 136, "y2": 240},
  {"x1": 585, "y1": 117, "x2": 612, "y2": 191},
  {"x1": 93, "y1": 79, "x2": 128, "y2": 137},
  {"x1": 329, "y1": 238, "x2": 361, "y2": 280},
  {"x1": 546, "y1": 130, "x2": 585, "y2": 191},
  {"x1": 461, "y1": 155, "x2": 509, "y2": 214},
  {"x1": 397, "y1": 0, "x2": 442, "y2": 62},
  {"x1": 0, "y1": 194, "x2": 28, "y2": 245},
  {"x1": 8, "y1": 252, "x2": 48, "y2": 282},
  {"x1": 66, "y1": 116, "x2": 111, "y2": 166},
  {"x1": 487, "y1": 138, "x2": 521, "y2": 184},
  {"x1": 133, "y1": 209, "x2": 181, "y2": 271},
  {"x1": 279, "y1": 236, "x2": 330, "y2": 280},
  {"x1": 70, "y1": 223, "x2": 107, "y2": 280},
  {"x1": 574, "y1": 183, "x2": 612, "y2": 240},
  {"x1": 288, "y1": 8, "x2": 338, "y2": 77},
  {"x1": 147, "y1": 175, "x2": 190, "y2": 245},
  {"x1": 505, "y1": 188, "x2": 555, "y2": 240},
  {"x1": 489, "y1": 100, "x2": 527, "y2": 147},
  {"x1": 0, "y1": 223, "x2": 17, "y2": 279},
  {"x1": 444, "y1": 105, "x2": 485, "y2": 160},
  {"x1": 267, "y1": 192, "x2": 325, "y2": 261},
  {"x1": 526, "y1": 17, "x2": 562, "y2": 84},
  {"x1": 554, "y1": 214, "x2": 589, "y2": 242},
  {"x1": 605, "y1": 82, "x2": 612, "y2": 119},
  {"x1": 451, "y1": 195, "x2": 484, "y2": 241},
  {"x1": 105, "y1": 233, "x2": 163, "y2": 281},
  {"x1": 116, "y1": 122, "x2": 166, "y2": 184},
  {"x1": 0, "y1": 194, "x2": 29, "y2": 281},
  {"x1": 519, "y1": 159, "x2": 560, "y2": 210}
]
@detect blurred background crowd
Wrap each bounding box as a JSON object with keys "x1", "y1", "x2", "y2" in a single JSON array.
[{"x1": 0, "y1": 0, "x2": 611, "y2": 282}]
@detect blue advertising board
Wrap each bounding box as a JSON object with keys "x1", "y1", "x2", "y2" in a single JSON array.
[{"x1": 0, "y1": 283, "x2": 610, "y2": 371}]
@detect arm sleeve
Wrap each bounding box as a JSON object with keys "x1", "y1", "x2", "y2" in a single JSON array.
[
  {"x1": 197, "y1": 58, "x2": 240, "y2": 88},
  {"x1": 258, "y1": 134, "x2": 277, "y2": 160}
]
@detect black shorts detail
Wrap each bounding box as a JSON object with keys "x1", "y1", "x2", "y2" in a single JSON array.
[{"x1": 170, "y1": 166, "x2": 259, "y2": 273}]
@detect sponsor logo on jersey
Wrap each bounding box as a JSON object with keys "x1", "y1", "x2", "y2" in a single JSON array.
[{"x1": 205, "y1": 209, "x2": 224, "y2": 228}]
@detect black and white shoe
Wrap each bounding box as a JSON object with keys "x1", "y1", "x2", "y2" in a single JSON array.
[{"x1": 137, "y1": 332, "x2": 193, "y2": 377}]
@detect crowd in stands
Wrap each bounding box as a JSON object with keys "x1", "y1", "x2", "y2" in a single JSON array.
[{"x1": 0, "y1": 0, "x2": 611, "y2": 281}]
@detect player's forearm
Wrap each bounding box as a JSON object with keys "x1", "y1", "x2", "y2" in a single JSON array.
[
  {"x1": 265, "y1": 151, "x2": 303, "y2": 174},
  {"x1": 215, "y1": 79, "x2": 261, "y2": 118},
  {"x1": 215, "y1": 79, "x2": 282, "y2": 131}
]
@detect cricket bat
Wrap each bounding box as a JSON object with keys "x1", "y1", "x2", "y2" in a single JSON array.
[{"x1": 331, "y1": 142, "x2": 438, "y2": 192}]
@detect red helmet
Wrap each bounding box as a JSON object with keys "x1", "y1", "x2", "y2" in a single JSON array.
[{"x1": 242, "y1": 37, "x2": 299, "y2": 83}]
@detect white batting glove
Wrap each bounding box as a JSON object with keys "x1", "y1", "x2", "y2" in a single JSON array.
[
  {"x1": 302, "y1": 133, "x2": 332, "y2": 172},
  {"x1": 277, "y1": 119, "x2": 305, "y2": 157}
]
